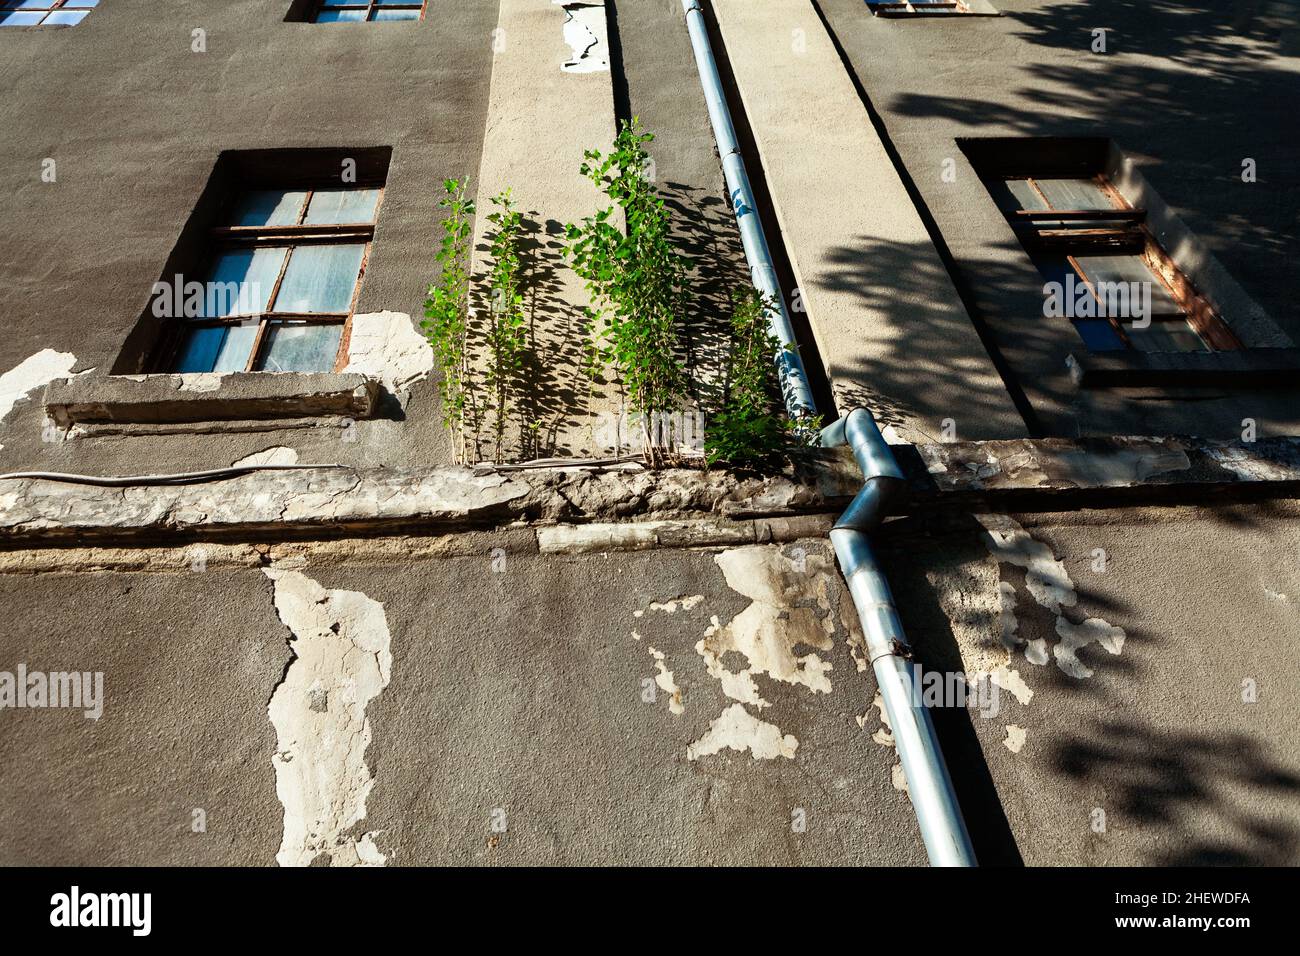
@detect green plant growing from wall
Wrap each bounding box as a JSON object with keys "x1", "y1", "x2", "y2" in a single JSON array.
[
  {"x1": 705, "y1": 287, "x2": 796, "y2": 466},
  {"x1": 566, "y1": 118, "x2": 690, "y2": 463},
  {"x1": 483, "y1": 189, "x2": 528, "y2": 460},
  {"x1": 422, "y1": 177, "x2": 477, "y2": 463}
]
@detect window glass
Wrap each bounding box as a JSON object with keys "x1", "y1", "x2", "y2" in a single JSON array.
[
  {"x1": 174, "y1": 325, "x2": 259, "y2": 373},
  {"x1": 1074, "y1": 255, "x2": 1183, "y2": 316},
  {"x1": 203, "y1": 248, "x2": 287, "y2": 317},
  {"x1": 317, "y1": 9, "x2": 366, "y2": 22},
  {"x1": 272, "y1": 243, "x2": 365, "y2": 313},
  {"x1": 1071, "y1": 320, "x2": 1126, "y2": 352},
  {"x1": 229, "y1": 190, "x2": 308, "y2": 227},
  {"x1": 304, "y1": 188, "x2": 380, "y2": 225},
  {"x1": 1035, "y1": 178, "x2": 1113, "y2": 210},
  {"x1": 258, "y1": 322, "x2": 343, "y2": 372},
  {"x1": 993, "y1": 179, "x2": 1047, "y2": 213}
]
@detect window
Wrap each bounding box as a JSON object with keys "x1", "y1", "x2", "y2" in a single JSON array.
[
  {"x1": 986, "y1": 173, "x2": 1241, "y2": 354},
  {"x1": 310, "y1": 0, "x2": 425, "y2": 22},
  {"x1": 166, "y1": 185, "x2": 382, "y2": 374},
  {"x1": 867, "y1": 0, "x2": 971, "y2": 16},
  {"x1": 0, "y1": 0, "x2": 98, "y2": 27}
]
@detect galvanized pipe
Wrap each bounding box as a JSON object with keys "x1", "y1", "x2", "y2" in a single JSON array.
[
  {"x1": 824, "y1": 409, "x2": 977, "y2": 867},
  {"x1": 679, "y1": 0, "x2": 976, "y2": 865},
  {"x1": 680, "y1": 0, "x2": 817, "y2": 418}
]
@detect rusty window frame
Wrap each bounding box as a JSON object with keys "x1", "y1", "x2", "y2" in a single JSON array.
[
  {"x1": 0, "y1": 0, "x2": 98, "y2": 26},
  {"x1": 999, "y1": 173, "x2": 1240, "y2": 352},
  {"x1": 309, "y1": 0, "x2": 427, "y2": 22},
  {"x1": 162, "y1": 186, "x2": 384, "y2": 374}
]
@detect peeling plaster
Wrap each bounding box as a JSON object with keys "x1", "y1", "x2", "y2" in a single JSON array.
[
  {"x1": 636, "y1": 594, "x2": 703, "y2": 616},
  {"x1": 864, "y1": 690, "x2": 907, "y2": 794},
  {"x1": 554, "y1": 1, "x2": 609, "y2": 74},
  {"x1": 977, "y1": 514, "x2": 1077, "y2": 614},
  {"x1": 0, "y1": 349, "x2": 80, "y2": 447},
  {"x1": 233, "y1": 446, "x2": 299, "y2": 467},
  {"x1": 648, "y1": 647, "x2": 684, "y2": 715},
  {"x1": 342, "y1": 311, "x2": 435, "y2": 396},
  {"x1": 695, "y1": 547, "x2": 837, "y2": 709},
  {"x1": 177, "y1": 373, "x2": 224, "y2": 393},
  {"x1": 686, "y1": 703, "x2": 797, "y2": 761},
  {"x1": 1054, "y1": 616, "x2": 1126, "y2": 679},
  {"x1": 977, "y1": 513, "x2": 1129, "y2": 691},
  {"x1": 1003, "y1": 725, "x2": 1027, "y2": 754},
  {"x1": 264, "y1": 569, "x2": 392, "y2": 867}
]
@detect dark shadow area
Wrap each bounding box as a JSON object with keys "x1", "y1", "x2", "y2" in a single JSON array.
[
  {"x1": 878, "y1": 0, "x2": 1300, "y2": 328},
  {"x1": 1053, "y1": 719, "x2": 1300, "y2": 865},
  {"x1": 811, "y1": 0, "x2": 1041, "y2": 434},
  {"x1": 821, "y1": 233, "x2": 1055, "y2": 441}
]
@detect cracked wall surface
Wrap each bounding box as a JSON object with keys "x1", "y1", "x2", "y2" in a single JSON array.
[{"x1": 265, "y1": 569, "x2": 393, "y2": 867}]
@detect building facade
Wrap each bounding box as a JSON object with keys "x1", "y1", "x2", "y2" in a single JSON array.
[{"x1": 0, "y1": 0, "x2": 1297, "y2": 865}]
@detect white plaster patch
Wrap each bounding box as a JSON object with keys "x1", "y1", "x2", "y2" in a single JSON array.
[
  {"x1": 178, "y1": 373, "x2": 224, "y2": 393},
  {"x1": 648, "y1": 646, "x2": 684, "y2": 716},
  {"x1": 343, "y1": 311, "x2": 435, "y2": 395},
  {"x1": 694, "y1": 547, "x2": 836, "y2": 710},
  {"x1": 1003, "y1": 725, "x2": 1027, "y2": 754},
  {"x1": 1053, "y1": 616, "x2": 1126, "y2": 680},
  {"x1": 234, "y1": 446, "x2": 299, "y2": 467},
  {"x1": 0, "y1": 349, "x2": 79, "y2": 425},
  {"x1": 645, "y1": 594, "x2": 703, "y2": 615},
  {"x1": 686, "y1": 703, "x2": 797, "y2": 761},
  {"x1": 977, "y1": 514, "x2": 1076, "y2": 614},
  {"x1": 989, "y1": 665, "x2": 1033, "y2": 707},
  {"x1": 264, "y1": 569, "x2": 393, "y2": 867},
  {"x1": 553, "y1": 1, "x2": 609, "y2": 74},
  {"x1": 1264, "y1": 586, "x2": 1289, "y2": 603}
]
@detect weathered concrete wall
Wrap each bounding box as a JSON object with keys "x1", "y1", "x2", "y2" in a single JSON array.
[
  {"x1": 0, "y1": 539, "x2": 926, "y2": 866},
  {"x1": 2, "y1": 500, "x2": 1297, "y2": 865},
  {"x1": 881, "y1": 501, "x2": 1300, "y2": 864},
  {"x1": 816, "y1": 0, "x2": 1300, "y2": 440}
]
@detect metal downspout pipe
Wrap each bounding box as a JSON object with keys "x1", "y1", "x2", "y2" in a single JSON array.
[
  {"x1": 680, "y1": 0, "x2": 816, "y2": 419},
  {"x1": 680, "y1": 0, "x2": 977, "y2": 866}
]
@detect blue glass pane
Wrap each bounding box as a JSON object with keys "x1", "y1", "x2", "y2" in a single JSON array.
[
  {"x1": 0, "y1": 12, "x2": 43, "y2": 25},
  {"x1": 45, "y1": 10, "x2": 89, "y2": 25},
  {"x1": 1072, "y1": 320, "x2": 1126, "y2": 352},
  {"x1": 273, "y1": 244, "x2": 365, "y2": 313},
  {"x1": 374, "y1": 9, "x2": 421, "y2": 19},
  {"x1": 175, "y1": 325, "x2": 258, "y2": 373},
  {"x1": 203, "y1": 247, "x2": 286, "y2": 317},
  {"x1": 229, "y1": 190, "x2": 307, "y2": 227},
  {"x1": 316, "y1": 9, "x2": 366, "y2": 22}
]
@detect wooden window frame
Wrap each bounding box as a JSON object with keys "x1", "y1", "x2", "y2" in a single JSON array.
[
  {"x1": 1000, "y1": 174, "x2": 1240, "y2": 352},
  {"x1": 161, "y1": 185, "x2": 384, "y2": 374},
  {"x1": 310, "y1": 0, "x2": 428, "y2": 22}
]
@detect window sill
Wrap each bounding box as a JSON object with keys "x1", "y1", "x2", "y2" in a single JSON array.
[
  {"x1": 1067, "y1": 349, "x2": 1300, "y2": 388},
  {"x1": 44, "y1": 372, "x2": 380, "y2": 427}
]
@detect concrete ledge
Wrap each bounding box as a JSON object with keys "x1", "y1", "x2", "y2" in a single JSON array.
[
  {"x1": 44, "y1": 372, "x2": 380, "y2": 426},
  {"x1": 1, "y1": 434, "x2": 1299, "y2": 546}
]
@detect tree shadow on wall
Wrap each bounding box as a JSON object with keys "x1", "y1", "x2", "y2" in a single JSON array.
[
  {"x1": 880, "y1": 0, "x2": 1300, "y2": 323},
  {"x1": 662, "y1": 181, "x2": 751, "y2": 413},
  {"x1": 1053, "y1": 719, "x2": 1300, "y2": 864},
  {"x1": 819, "y1": 234, "x2": 1049, "y2": 440},
  {"x1": 467, "y1": 213, "x2": 593, "y2": 462}
]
